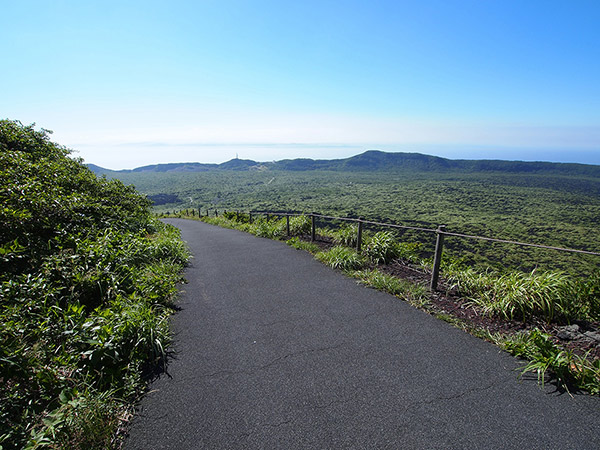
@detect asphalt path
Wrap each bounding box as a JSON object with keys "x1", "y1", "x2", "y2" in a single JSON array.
[{"x1": 125, "y1": 218, "x2": 599, "y2": 449}]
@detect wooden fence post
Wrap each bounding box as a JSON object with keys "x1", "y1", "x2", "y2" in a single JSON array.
[
  {"x1": 356, "y1": 219, "x2": 363, "y2": 252},
  {"x1": 311, "y1": 214, "x2": 316, "y2": 242},
  {"x1": 249, "y1": 212, "x2": 253, "y2": 223},
  {"x1": 430, "y1": 225, "x2": 446, "y2": 291},
  {"x1": 286, "y1": 215, "x2": 290, "y2": 236}
]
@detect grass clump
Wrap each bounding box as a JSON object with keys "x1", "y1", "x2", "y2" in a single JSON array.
[
  {"x1": 332, "y1": 224, "x2": 360, "y2": 247},
  {"x1": 363, "y1": 231, "x2": 400, "y2": 264},
  {"x1": 201, "y1": 213, "x2": 311, "y2": 240},
  {"x1": 352, "y1": 269, "x2": 428, "y2": 305},
  {"x1": 500, "y1": 329, "x2": 600, "y2": 394},
  {"x1": 286, "y1": 237, "x2": 320, "y2": 254},
  {"x1": 448, "y1": 267, "x2": 599, "y2": 323},
  {"x1": 316, "y1": 246, "x2": 366, "y2": 272},
  {"x1": 0, "y1": 120, "x2": 189, "y2": 449}
]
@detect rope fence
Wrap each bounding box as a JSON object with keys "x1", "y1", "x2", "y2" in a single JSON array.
[{"x1": 169, "y1": 207, "x2": 600, "y2": 290}]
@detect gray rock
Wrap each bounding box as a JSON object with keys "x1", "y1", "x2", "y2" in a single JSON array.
[
  {"x1": 583, "y1": 331, "x2": 600, "y2": 343},
  {"x1": 557, "y1": 324, "x2": 580, "y2": 340}
]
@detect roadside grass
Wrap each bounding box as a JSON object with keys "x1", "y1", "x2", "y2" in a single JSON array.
[
  {"x1": 351, "y1": 269, "x2": 429, "y2": 306},
  {"x1": 197, "y1": 213, "x2": 311, "y2": 241},
  {"x1": 286, "y1": 237, "x2": 320, "y2": 254},
  {"x1": 446, "y1": 266, "x2": 600, "y2": 323},
  {"x1": 497, "y1": 329, "x2": 600, "y2": 395},
  {"x1": 331, "y1": 223, "x2": 361, "y2": 247},
  {"x1": 315, "y1": 246, "x2": 367, "y2": 271}
]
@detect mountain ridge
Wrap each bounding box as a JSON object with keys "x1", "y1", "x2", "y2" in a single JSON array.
[{"x1": 87, "y1": 150, "x2": 600, "y2": 177}]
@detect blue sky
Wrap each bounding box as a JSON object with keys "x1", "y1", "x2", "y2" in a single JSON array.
[{"x1": 2, "y1": 0, "x2": 599, "y2": 168}]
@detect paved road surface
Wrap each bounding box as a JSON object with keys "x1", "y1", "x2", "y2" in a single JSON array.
[{"x1": 125, "y1": 219, "x2": 599, "y2": 449}]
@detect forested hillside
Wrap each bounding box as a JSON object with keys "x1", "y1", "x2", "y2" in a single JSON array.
[
  {"x1": 90, "y1": 150, "x2": 600, "y2": 177},
  {"x1": 97, "y1": 154, "x2": 600, "y2": 276},
  {"x1": 0, "y1": 120, "x2": 189, "y2": 449}
]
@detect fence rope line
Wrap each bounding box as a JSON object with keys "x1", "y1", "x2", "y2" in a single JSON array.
[
  {"x1": 440, "y1": 231, "x2": 600, "y2": 256},
  {"x1": 186, "y1": 207, "x2": 600, "y2": 290},
  {"x1": 249, "y1": 210, "x2": 600, "y2": 257}
]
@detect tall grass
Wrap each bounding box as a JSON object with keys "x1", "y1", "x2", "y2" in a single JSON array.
[
  {"x1": 352, "y1": 269, "x2": 428, "y2": 305},
  {"x1": 363, "y1": 231, "x2": 400, "y2": 264},
  {"x1": 332, "y1": 224, "x2": 360, "y2": 247},
  {"x1": 500, "y1": 329, "x2": 600, "y2": 394},
  {"x1": 315, "y1": 246, "x2": 366, "y2": 271},
  {"x1": 201, "y1": 213, "x2": 311, "y2": 240},
  {"x1": 447, "y1": 267, "x2": 599, "y2": 323}
]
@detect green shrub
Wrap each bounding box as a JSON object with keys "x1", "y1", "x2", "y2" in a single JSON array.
[
  {"x1": 250, "y1": 218, "x2": 285, "y2": 239},
  {"x1": 571, "y1": 270, "x2": 600, "y2": 321},
  {"x1": 288, "y1": 215, "x2": 311, "y2": 236},
  {"x1": 222, "y1": 211, "x2": 251, "y2": 223},
  {"x1": 315, "y1": 246, "x2": 366, "y2": 271}
]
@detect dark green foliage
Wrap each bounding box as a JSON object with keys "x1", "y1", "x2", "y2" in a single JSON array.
[{"x1": 0, "y1": 120, "x2": 189, "y2": 449}]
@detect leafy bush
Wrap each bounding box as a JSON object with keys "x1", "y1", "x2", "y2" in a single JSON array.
[
  {"x1": 222, "y1": 211, "x2": 251, "y2": 223},
  {"x1": 0, "y1": 120, "x2": 189, "y2": 449},
  {"x1": 250, "y1": 218, "x2": 285, "y2": 239},
  {"x1": 315, "y1": 246, "x2": 366, "y2": 271}
]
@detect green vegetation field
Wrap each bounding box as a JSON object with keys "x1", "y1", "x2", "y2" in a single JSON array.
[{"x1": 109, "y1": 166, "x2": 600, "y2": 276}]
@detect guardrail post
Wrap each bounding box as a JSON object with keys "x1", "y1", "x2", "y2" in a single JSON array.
[
  {"x1": 356, "y1": 219, "x2": 363, "y2": 252},
  {"x1": 286, "y1": 215, "x2": 290, "y2": 236},
  {"x1": 311, "y1": 214, "x2": 316, "y2": 242},
  {"x1": 430, "y1": 225, "x2": 446, "y2": 291}
]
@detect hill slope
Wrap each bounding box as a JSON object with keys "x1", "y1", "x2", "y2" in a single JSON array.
[{"x1": 87, "y1": 150, "x2": 600, "y2": 177}]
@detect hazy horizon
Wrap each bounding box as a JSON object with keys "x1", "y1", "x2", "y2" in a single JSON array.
[
  {"x1": 85, "y1": 146, "x2": 600, "y2": 171},
  {"x1": 4, "y1": 1, "x2": 599, "y2": 169}
]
